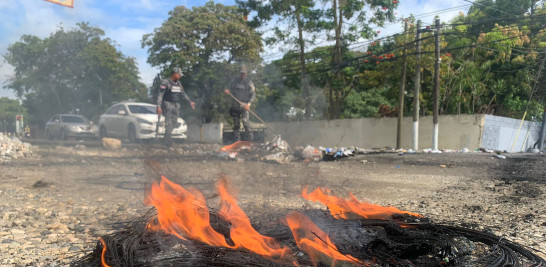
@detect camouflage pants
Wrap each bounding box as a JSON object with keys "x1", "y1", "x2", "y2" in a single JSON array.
[
  {"x1": 230, "y1": 106, "x2": 252, "y2": 141},
  {"x1": 162, "y1": 101, "x2": 180, "y2": 142}
]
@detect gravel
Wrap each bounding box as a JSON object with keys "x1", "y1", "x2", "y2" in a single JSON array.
[{"x1": 0, "y1": 145, "x2": 544, "y2": 266}]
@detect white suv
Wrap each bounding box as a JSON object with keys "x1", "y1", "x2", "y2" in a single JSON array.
[{"x1": 98, "y1": 102, "x2": 187, "y2": 142}]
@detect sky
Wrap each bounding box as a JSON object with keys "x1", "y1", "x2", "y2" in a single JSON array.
[{"x1": 0, "y1": 0, "x2": 470, "y2": 99}]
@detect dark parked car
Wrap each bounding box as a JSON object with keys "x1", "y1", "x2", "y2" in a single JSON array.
[{"x1": 45, "y1": 114, "x2": 98, "y2": 140}]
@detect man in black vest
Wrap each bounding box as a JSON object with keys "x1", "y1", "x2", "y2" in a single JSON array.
[
  {"x1": 225, "y1": 66, "x2": 256, "y2": 141},
  {"x1": 156, "y1": 68, "x2": 196, "y2": 145}
]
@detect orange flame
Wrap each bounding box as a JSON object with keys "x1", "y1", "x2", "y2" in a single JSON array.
[
  {"x1": 217, "y1": 175, "x2": 295, "y2": 263},
  {"x1": 145, "y1": 176, "x2": 295, "y2": 264},
  {"x1": 145, "y1": 176, "x2": 229, "y2": 247},
  {"x1": 218, "y1": 141, "x2": 253, "y2": 153},
  {"x1": 285, "y1": 211, "x2": 363, "y2": 266},
  {"x1": 99, "y1": 237, "x2": 112, "y2": 267},
  {"x1": 302, "y1": 187, "x2": 422, "y2": 220}
]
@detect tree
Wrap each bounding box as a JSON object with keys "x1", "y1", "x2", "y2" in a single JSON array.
[
  {"x1": 325, "y1": 0, "x2": 399, "y2": 118},
  {"x1": 142, "y1": 1, "x2": 263, "y2": 123},
  {"x1": 238, "y1": 0, "x2": 327, "y2": 118},
  {"x1": 4, "y1": 23, "x2": 146, "y2": 125},
  {"x1": 464, "y1": 0, "x2": 539, "y2": 36}
]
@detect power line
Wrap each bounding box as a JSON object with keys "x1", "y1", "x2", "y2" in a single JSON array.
[
  {"x1": 274, "y1": 29, "x2": 541, "y2": 79},
  {"x1": 414, "y1": 4, "x2": 472, "y2": 18},
  {"x1": 460, "y1": 0, "x2": 517, "y2": 16},
  {"x1": 262, "y1": 12, "x2": 546, "y2": 65},
  {"x1": 261, "y1": 3, "x2": 546, "y2": 78},
  {"x1": 259, "y1": 4, "x2": 475, "y2": 62}
]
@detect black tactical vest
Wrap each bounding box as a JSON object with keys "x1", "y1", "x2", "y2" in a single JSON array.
[{"x1": 162, "y1": 79, "x2": 184, "y2": 103}]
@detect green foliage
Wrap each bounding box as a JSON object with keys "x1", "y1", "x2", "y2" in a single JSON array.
[
  {"x1": 4, "y1": 23, "x2": 146, "y2": 125},
  {"x1": 240, "y1": 0, "x2": 398, "y2": 119},
  {"x1": 6, "y1": 0, "x2": 546, "y2": 127},
  {"x1": 142, "y1": 1, "x2": 263, "y2": 122},
  {"x1": 342, "y1": 87, "x2": 394, "y2": 118},
  {"x1": 325, "y1": 1, "x2": 546, "y2": 120}
]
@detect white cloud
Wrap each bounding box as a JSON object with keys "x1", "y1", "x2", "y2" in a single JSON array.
[
  {"x1": 0, "y1": 0, "x2": 166, "y2": 99},
  {"x1": 106, "y1": 26, "x2": 160, "y2": 85}
]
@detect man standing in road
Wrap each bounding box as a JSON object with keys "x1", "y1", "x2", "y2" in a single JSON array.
[
  {"x1": 156, "y1": 67, "x2": 196, "y2": 145},
  {"x1": 225, "y1": 66, "x2": 256, "y2": 141}
]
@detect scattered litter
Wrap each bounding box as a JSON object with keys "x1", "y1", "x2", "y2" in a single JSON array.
[
  {"x1": 494, "y1": 155, "x2": 507, "y2": 159},
  {"x1": 295, "y1": 145, "x2": 322, "y2": 162},
  {"x1": 462, "y1": 148, "x2": 470, "y2": 153},
  {"x1": 323, "y1": 147, "x2": 355, "y2": 161},
  {"x1": 479, "y1": 147, "x2": 494, "y2": 153},
  {"x1": 264, "y1": 135, "x2": 290, "y2": 151}
]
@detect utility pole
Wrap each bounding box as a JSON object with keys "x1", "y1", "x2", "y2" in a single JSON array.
[
  {"x1": 397, "y1": 20, "x2": 409, "y2": 149},
  {"x1": 412, "y1": 20, "x2": 422, "y2": 151},
  {"x1": 432, "y1": 18, "x2": 441, "y2": 151},
  {"x1": 538, "y1": 104, "x2": 546, "y2": 152}
]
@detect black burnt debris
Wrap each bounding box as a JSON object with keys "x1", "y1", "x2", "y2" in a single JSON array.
[{"x1": 73, "y1": 208, "x2": 545, "y2": 267}]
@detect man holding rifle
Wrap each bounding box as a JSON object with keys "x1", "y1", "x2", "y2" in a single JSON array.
[
  {"x1": 156, "y1": 67, "x2": 196, "y2": 146},
  {"x1": 224, "y1": 66, "x2": 256, "y2": 141}
]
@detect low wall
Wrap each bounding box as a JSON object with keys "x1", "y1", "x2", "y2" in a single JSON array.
[
  {"x1": 189, "y1": 115, "x2": 541, "y2": 151},
  {"x1": 266, "y1": 115, "x2": 485, "y2": 150}
]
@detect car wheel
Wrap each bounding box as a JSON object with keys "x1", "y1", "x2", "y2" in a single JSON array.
[
  {"x1": 60, "y1": 129, "x2": 67, "y2": 140},
  {"x1": 100, "y1": 126, "x2": 107, "y2": 139},
  {"x1": 127, "y1": 124, "x2": 138, "y2": 143}
]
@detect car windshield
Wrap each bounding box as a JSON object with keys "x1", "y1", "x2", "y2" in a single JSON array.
[
  {"x1": 62, "y1": 116, "x2": 87, "y2": 124},
  {"x1": 128, "y1": 105, "x2": 155, "y2": 114}
]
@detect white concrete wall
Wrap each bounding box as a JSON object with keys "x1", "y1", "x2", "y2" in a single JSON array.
[
  {"x1": 481, "y1": 115, "x2": 542, "y2": 152},
  {"x1": 266, "y1": 115, "x2": 484, "y2": 150}
]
